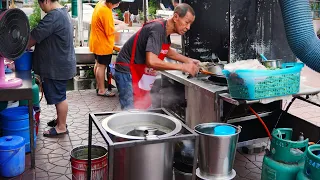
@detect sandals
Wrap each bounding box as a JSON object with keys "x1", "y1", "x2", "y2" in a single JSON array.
[
  {"x1": 47, "y1": 119, "x2": 68, "y2": 128},
  {"x1": 97, "y1": 90, "x2": 115, "y2": 97},
  {"x1": 43, "y1": 127, "x2": 69, "y2": 137}
]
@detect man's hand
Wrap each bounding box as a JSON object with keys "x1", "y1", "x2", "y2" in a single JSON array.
[
  {"x1": 181, "y1": 63, "x2": 199, "y2": 77},
  {"x1": 190, "y1": 58, "x2": 200, "y2": 65}
]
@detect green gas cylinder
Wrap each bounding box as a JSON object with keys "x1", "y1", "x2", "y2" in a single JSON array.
[
  {"x1": 19, "y1": 71, "x2": 40, "y2": 106},
  {"x1": 261, "y1": 128, "x2": 309, "y2": 180},
  {"x1": 296, "y1": 144, "x2": 320, "y2": 180}
]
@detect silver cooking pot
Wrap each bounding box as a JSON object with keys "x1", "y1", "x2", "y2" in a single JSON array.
[
  {"x1": 102, "y1": 111, "x2": 182, "y2": 180},
  {"x1": 261, "y1": 59, "x2": 283, "y2": 69}
]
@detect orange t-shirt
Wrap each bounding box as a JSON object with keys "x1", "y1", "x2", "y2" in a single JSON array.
[{"x1": 89, "y1": 1, "x2": 115, "y2": 55}]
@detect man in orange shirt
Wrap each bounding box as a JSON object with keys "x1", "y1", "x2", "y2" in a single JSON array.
[{"x1": 89, "y1": 0, "x2": 125, "y2": 97}]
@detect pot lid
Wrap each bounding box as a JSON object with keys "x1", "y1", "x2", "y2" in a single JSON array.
[
  {"x1": 101, "y1": 111, "x2": 182, "y2": 140},
  {"x1": 0, "y1": 136, "x2": 25, "y2": 150}
]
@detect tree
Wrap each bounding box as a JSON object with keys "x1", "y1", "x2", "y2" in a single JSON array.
[{"x1": 28, "y1": 1, "x2": 41, "y2": 30}]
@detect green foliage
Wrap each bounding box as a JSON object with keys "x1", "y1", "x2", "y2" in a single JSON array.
[
  {"x1": 28, "y1": 1, "x2": 41, "y2": 30},
  {"x1": 148, "y1": 0, "x2": 158, "y2": 19},
  {"x1": 115, "y1": 8, "x2": 123, "y2": 21}
]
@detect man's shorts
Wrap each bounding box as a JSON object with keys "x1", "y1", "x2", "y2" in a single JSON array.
[
  {"x1": 42, "y1": 78, "x2": 68, "y2": 105},
  {"x1": 94, "y1": 54, "x2": 112, "y2": 65}
]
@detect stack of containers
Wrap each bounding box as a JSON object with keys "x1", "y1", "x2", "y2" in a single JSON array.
[{"x1": 0, "y1": 106, "x2": 36, "y2": 153}]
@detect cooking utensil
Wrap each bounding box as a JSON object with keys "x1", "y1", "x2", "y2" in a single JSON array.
[{"x1": 260, "y1": 54, "x2": 268, "y2": 61}]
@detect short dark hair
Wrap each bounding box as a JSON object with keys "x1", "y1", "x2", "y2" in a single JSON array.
[
  {"x1": 106, "y1": 0, "x2": 121, "y2": 4},
  {"x1": 174, "y1": 3, "x2": 195, "y2": 17}
]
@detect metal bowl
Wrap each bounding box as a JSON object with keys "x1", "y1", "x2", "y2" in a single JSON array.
[
  {"x1": 262, "y1": 59, "x2": 283, "y2": 69},
  {"x1": 74, "y1": 46, "x2": 95, "y2": 64}
]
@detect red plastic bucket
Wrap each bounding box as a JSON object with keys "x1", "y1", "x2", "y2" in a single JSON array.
[{"x1": 70, "y1": 145, "x2": 108, "y2": 180}]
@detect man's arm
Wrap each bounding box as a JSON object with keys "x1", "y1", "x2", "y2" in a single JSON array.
[
  {"x1": 27, "y1": 36, "x2": 37, "y2": 50},
  {"x1": 146, "y1": 52, "x2": 199, "y2": 76},
  {"x1": 146, "y1": 52, "x2": 184, "y2": 71},
  {"x1": 27, "y1": 12, "x2": 56, "y2": 49},
  {"x1": 166, "y1": 47, "x2": 200, "y2": 65}
]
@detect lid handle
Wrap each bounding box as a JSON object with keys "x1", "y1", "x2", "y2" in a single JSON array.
[{"x1": 5, "y1": 136, "x2": 13, "y2": 141}]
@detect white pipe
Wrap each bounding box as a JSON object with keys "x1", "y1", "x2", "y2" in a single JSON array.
[
  {"x1": 146, "y1": 0, "x2": 149, "y2": 21},
  {"x1": 77, "y1": 0, "x2": 83, "y2": 46}
]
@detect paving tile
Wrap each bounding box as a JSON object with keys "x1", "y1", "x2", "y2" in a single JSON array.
[
  {"x1": 35, "y1": 158, "x2": 49, "y2": 165},
  {"x1": 48, "y1": 154, "x2": 63, "y2": 159},
  {"x1": 49, "y1": 175, "x2": 62, "y2": 180},
  {"x1": 36, "y1": 171, "x2": 49, "y2": 178},
  {"x1": 47, "y1": 172, "x2": 66, "y2": 177},
  {"x1": 245, "y1": 162, "x2": 258, "y2": 169},
  {"x1": 252, "y1": 161, "x2": 263, "y2": 168},
  {"x1": 51, "y1": 148, "x2": 69, "y2": 155},
  {"x1": 234, "y1": 165, "x2": 250, "y2": 177},
  {"x1": 37, "y1": 162, "x2": 56, "y2": 171},
  {"x1": 49, "y1": 166, "x2": 68, "y2": 174},
  {"x1": 52, "y1": 159, "x2": 70, "y2": 167},
  {"x1": 49, "y1": 157, "x2": 64, "y2": 163},
  {"x1": 246, "y1": 172, "x2": 261, "y2": 180},
  {"x1": 250, "y1": 167, "x2": 262, "y2": 174},
  {"x1": 35, "y1": 154, "x2": 48, "y2": 160}
]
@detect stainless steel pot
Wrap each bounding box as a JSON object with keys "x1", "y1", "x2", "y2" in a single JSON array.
[
  {"x1": 194, "y1": 123, "x2": 241, "y2": 180},
  {"x1": 102, "y1": 111, "x2": 182, "y2": 180},
  {"x1": 114, "y1": 30, "x2": 135, "y2": 46},
  {"x1": 74, "y1": 46, "x2": 95, "y2": 64},
  {"x1": 261, "y1": 59, "x2": 283, "y2": 69}
]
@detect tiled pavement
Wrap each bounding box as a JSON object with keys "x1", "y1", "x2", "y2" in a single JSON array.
[{"x1": 2, "y1": 65, "x2": 320, "y2": 180}]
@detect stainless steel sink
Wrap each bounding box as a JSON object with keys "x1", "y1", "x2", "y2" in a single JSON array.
[{"x1": 74, "y1": 46, "x2": 95, "y2": 64}]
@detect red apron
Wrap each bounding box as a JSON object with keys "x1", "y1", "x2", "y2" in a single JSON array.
[{"x1": 117, "y1": 20, "x2": 170, "y2": 109}]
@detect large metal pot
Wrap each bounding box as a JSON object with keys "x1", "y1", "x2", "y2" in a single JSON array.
[
  {"x1": 102, "y1": 111, "x2": 182, "y2": 180},
  {"x1": 74, "y1": 46, "x2": 95, "y2": 64},
  {"x1": 114, "y1": 30, "x2": 135, "y2": 46}
]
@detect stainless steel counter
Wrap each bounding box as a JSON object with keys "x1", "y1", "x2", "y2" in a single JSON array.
[
  {"x1": 160, "y1": 70, "x2": 228, "y2": 94},
  {"x1": 160, "y1": 70, "x2": 228, "y2": 129}
]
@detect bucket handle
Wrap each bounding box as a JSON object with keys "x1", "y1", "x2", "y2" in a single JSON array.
[{"x1": 0, "y1": 149, "x2": 20, "y2": 166}]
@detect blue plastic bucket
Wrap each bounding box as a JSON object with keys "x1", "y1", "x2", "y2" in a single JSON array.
[
  {"x1": 0, "y1": 106, "x2": 36, "y2": 153},
  {"x1": 14, "y1": 51, "x2": 33, "y2": 71},
  {"x1": 0, "y1": 136, "x2": 25, "y2": 177},
  {"x1": 213, "y1": 125, "x2": 236, "y2": 135},
  {"x1": 109, "y1": 63, "x2": 115, "y2": 76}
]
